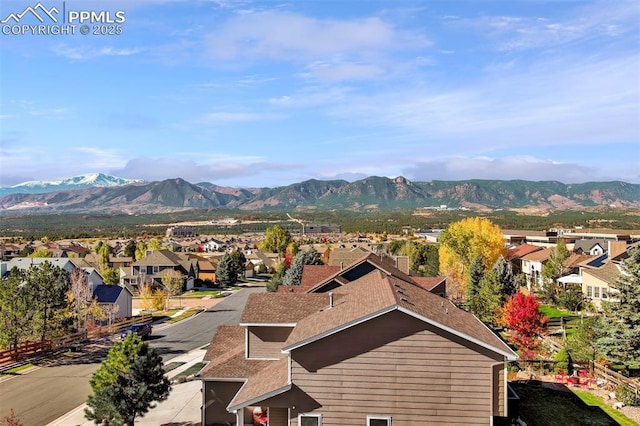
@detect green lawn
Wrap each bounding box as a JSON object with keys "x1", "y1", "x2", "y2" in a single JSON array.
[
  {"x1": 573, "y1": 390, "x2": 638, "y2": 426},
  {"x1": 180, "y1": 290, "x2": 221, "y2": 298},
  {"x1": 510, "y1": 381, "x2": 637, "y2": 426},
  {"x1": 539, "y1": 305, "x2": 575, "y2": 318},
  {"x1": 171, "y1": 362, "x2": 206, "y2": 381}
]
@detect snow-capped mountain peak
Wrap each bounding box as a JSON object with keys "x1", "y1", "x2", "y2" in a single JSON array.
[{"x1": 1, "y1": 173, "x2": 143, "y2": 195}]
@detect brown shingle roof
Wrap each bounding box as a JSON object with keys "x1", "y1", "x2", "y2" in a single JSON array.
[
  {"x1": 283, "y1": 270, "x2": 515, "y2": 358},
  {"x1": 327, "y1": 246, "x2": 371, "y2": 266},
  {"x1": 410, "y1": 276, "x2": 446, "y2": 292},
  {"x1": 203, "y1": 325, "x2": 244, "y2": 362},
  {"x1": 583, "y1": 262, "x2": 621, "y2": 286},
  {"x1": 522, "y1": 248, "x2": 551, "y2": 262},
  {"x1": 564, "y1": 253, "x2": 595, "y2": 268},
  {"x1": 228, "y1": 357, "x2": 289, "y2": 410},
  {"x1": 506, "y1": 244, "x2": 543, "y2": 260},
  {"x1": 300, "y1": 265, "x2": 342, "y2": 288},
  {"x1": 240, "y1": 293, "x2": 335, "y2": 324}
]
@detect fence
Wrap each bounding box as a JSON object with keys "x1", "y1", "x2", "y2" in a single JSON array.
[
  {"x1": 590, "y1": 361, "x2": 640, "y2": 398},
  {"x1": 0, "y1": 314, "x2": 152, "y2": 371}
]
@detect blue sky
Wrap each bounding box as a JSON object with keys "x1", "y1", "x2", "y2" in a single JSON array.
[{"x1": 1, "y1": 0, "x2": 638, "y2": 188}]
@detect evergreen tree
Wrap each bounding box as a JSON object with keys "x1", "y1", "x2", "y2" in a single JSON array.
[
  {"x1": 567, "y1": 317, "x2": 601, "y2": 365},
  {"x1": 283, "y1": 248, "x2": 324, "y2": 286},
  {"x1": 86, "y1": 339, "x2": 170, "y2": 425},
  {"x1": 492, "y1": 256, "x2": 517, "y2": 301},
  {"x1": 0, "y1": 270, "x2": 33, "y2": 350},
  {"x1": 123, "y1": 240, "x2": 137, "y2": 259},
  {"x1": 26, "y1": 262, "x2": 70, "y2": 342},
  {"x1": 473, "y1": 269, "x2": 502, "y2": 325},
  {"x1": 230, "y1": 250, "x2": 247, "y2": 278},
  {"x1": 215, "y1": 253, "x2": 237, "y2": 288},
  {"x1": 89, "y1": 333, "x2": 145, "y2": 392},
  {"x1": 598, "y1": 247, "x2": 640, "y2": 365},
  {"x1": 466, "y1": 256, "x2": 485, "y2": 308}
]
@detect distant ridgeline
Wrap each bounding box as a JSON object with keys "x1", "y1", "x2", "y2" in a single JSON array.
[{"x1": 0, "y1": 175, "x2": 639, "y2": 213}]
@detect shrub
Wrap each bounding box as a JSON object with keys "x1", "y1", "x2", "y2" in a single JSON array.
[
  {"x1": 554, "y1": 348, "x2": 573, "y2": 375},
  {"x1": 616, "y1": 384, "x2": 639, "y2": 406}
]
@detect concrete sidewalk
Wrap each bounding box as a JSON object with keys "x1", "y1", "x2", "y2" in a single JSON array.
[{"x1": 48, "y1": 347, "x2": 206, "y2": 426}]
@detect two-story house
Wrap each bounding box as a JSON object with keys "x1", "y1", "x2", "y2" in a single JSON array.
[
  {"x1": 200, "y1": 270, "x2": 517, "y2": 425},
  {"x1": 124, "y1": 250, "x2": 197, "y2": 292}
]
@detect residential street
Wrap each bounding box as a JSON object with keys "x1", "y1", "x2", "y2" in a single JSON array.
[{"x1": 0, "y1": 287, "x2": 263, "y2": 426}]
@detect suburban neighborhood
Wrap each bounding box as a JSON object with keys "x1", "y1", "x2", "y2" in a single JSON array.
[{"x1": 1, "y1": 220, "x2": 640, "y2": 425}]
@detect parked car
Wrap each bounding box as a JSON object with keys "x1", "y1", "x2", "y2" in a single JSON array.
[{"x1": 121, "y1": 323, "x2": 152, "y2": 340}]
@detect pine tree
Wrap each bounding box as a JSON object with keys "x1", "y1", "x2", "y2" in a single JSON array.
[
  {"x1": 89, "y1": 333, "x2": 145, "y2": 392},
  {"x1": 230, "y1": 250, "x2": 247, "y2": 278},
  {"x1": 283, "y1": 248, "x2": 324, "y2": 286},
  {"x1": 598, "y1": 247, "x2": 640, "y2": 365},
  {"x1": 492, "y1": 256, "x2": 517, "y2": 301},
  {"x1": 0, "y1": 271, "x2": 33, "y2": 351},
  {"x1": 86, "y1": 341, "x2": 170, "y2": 425},
  {"x1": 473, "y1": 269, "x2": 502, "y2": 325},
  {"x1": 25, "y1": 262, "x2": 70, "y2": 342},
  {"x1": 466, "y1": 256, "x2": 485, "y2": 308},
  {"x1": 215, "y1": 253, "x2": 237, "y2": 288}
]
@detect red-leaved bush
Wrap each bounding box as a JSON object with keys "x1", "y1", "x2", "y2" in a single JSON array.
[{"x1": 497, "y1": 292, "x2": 548, "y2": 351}]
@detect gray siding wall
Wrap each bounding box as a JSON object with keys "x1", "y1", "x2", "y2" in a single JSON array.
[
  {"x1": 289, "y1": 310, "x2": 501, "y2": 426},
  {"x1": 248, "y1": 326, "x2": 293, "y2": 359}
]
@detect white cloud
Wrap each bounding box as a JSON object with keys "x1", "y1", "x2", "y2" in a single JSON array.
[
  {"x1": 449, "y1": 1, "x2": 639, "y2": 51},
  {"x1": 51, "y1": 44, "x2": 142, "y2": 60},
  {"x1": 199, "y1": 111, "x2": 284, "y2": 125},
  {"x1": 402, "y1": 156, "x2": 599, "y2": 183},
  {"x1": 109, "y1": 156, "x2": 302, "y2": 184}
]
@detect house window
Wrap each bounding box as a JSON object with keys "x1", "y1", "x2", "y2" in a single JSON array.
[
  {"x1": 587, "y1": 286, "x2": 593, "y2": 297},
  {"x1": 602, "y1": 288, "x2": 608, "y2": 299},
  {"x1": 594, "y1": 287, "x2": 600, "y2": 298},
  {"x1": 153, "y1": 266, "x2": 160, "y2": 274},
  {"x1": 299, "y1": 414, "x2": 322, "y2": 426},
  {"x1": 367, "y1": 416, "x2": 392, "y2": 426}
]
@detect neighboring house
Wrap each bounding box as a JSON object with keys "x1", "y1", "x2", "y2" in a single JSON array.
[
  {"x1": 196, "y1": 258, "x2": 218, "y2": 283},
  {"x1": 123, "y1": 250, "x2": 197, "y2": 292},
  {"x1": 1, "y1": 258, "x2": 102, "y2": 288},
  {"x1": 280, "y1": 252, "x2": 447, "y2": 297},
  {"x1": 0, "y1": 243, "x2": 22, "y2": 261},
  {"x1": 521, "y1": 248, "x2": 551, "y2": 291},
  {"x1": 327, "y1": 246, "x2": 372, "y2": 267},
  {"x1": 200, "y1": 271, "x2": 517, "y2": 426},
  {"x1": 93, "y1": 284, "x2": 133, "y2": 319},
  {"x1": 573, "y1": 239, "x2": 608, "y2": 256},
  {"x1": 505, "y1": 244, "x2": 543, "y2": 277},
  {"x1": 581, "y1": 262, "x2": 620, "y2": 309},
  {"x1": 203, "y1": 239, "x2": 226, "y2": 252}
]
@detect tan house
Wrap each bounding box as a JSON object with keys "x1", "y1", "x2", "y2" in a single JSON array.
[
  {"x1": 200, "y1": 270, "x2": 517, "y2": 425},
  {"x1": 581, "y1": 262, "x2": 621, "y2": 309}
]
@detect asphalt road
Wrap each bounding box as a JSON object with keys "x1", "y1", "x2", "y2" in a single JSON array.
[{"x1": 0, "y1": 286, "x2": 264, "y2": 426}]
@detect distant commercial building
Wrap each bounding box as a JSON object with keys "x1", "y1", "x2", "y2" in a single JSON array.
[
  {"x1": 302, "y1": 224, "x2": 341, "y2": 235},
  {"x1": 166, "y1": 226, "x2": 195, "y2": 238}
]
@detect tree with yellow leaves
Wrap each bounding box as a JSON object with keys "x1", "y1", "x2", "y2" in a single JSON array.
[{"x1": 439, "y1": 217, "x2": 505, "y2": 300}]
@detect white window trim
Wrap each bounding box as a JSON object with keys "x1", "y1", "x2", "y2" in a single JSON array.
[
  {"x1": 367, "y1": 415, "x2": 392, "y2": 426},
  {"x1": 298, "y1": 413, "x2": 322, "y2": 426}
]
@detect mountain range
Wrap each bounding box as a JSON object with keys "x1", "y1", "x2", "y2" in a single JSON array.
[
  {"x1": 0, "y1": 173, "x2": 142, "y2": 196},
  {"x1": 0, "y1": 174, "x2": 639, "y2": 213}
]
